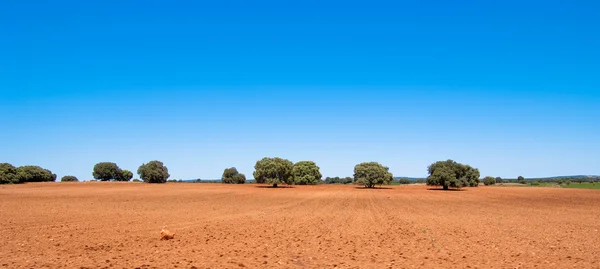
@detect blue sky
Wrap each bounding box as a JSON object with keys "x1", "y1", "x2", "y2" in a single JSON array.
[{"x1": 1, "y1": 0, "x2": 599, "y2": 180}]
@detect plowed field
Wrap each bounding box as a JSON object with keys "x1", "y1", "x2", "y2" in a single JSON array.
[{"x1": 1, "y1": 183, "x2": 599, "y2": 268}]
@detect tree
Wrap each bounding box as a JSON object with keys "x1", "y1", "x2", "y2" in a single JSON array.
[
  {"x1": 253, "y1": 157, "x2": 294, "y2": 187},
  {"x1": 495, "y1": 177, "x2": 503, "y2": 184},
  {"x1": 221, "y1": 167, "x2": 246, "y2": 184},
  {"x1": 426, "y1": 159, "x2": 480, "y2": 190},
  {"x1": 517, "y1": 176, "x2": 526, "y2": 184},
  {"x1": 93, "y1": 162, "x2": 122, "y2": 181},
  {"x1": 61, "y1": 175, "x2": 79, "y2": 182},
  {"x1": 353, "y1": 162, "x2": 394, "y2": 188},
  {"x1": 16, "y1": 165, "x2": 57, "y2": 183},
  {"x1": 137, "y1": 160, "x2": 170, "y2": 183},
  {"x1": 118, "y1": 169, "x2": 133, "y2": 182},
  {"x1": 0, "y1": 163, "x2": 20, "y2": 184},
  {"x1": 398, "y1": 178, "x2": 412, "y2": 185},
  {"x1": 483, "y1": 176, "x2": 496, "y2": 186},
  {"x1": 292, "y1": 161, "x2": 323, "y2": 185}
]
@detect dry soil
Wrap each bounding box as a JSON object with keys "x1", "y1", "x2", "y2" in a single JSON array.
[{"x1": 1, "y1": 183, "x2": 599, "y2": 268}]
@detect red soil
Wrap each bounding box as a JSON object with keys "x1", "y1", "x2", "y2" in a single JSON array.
[{"x1": 1, "y1": 183, "x2": 599, "y2": 268}]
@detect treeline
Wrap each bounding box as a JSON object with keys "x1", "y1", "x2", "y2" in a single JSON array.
[
  {"x1": 0, "y1": 163, "x2": 57, "y2": 184},
  {"x1": 4, "y1": 157, "x2": 596, "y2": 190}
]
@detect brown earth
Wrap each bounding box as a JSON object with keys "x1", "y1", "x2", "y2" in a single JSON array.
[{"x1": 1, "y1": 182, "x2": 599, "y2": 269}]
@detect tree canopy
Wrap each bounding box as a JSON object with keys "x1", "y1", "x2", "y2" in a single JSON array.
[
  {"x1": 61, "y1": 175, "x2": 79, "y2": 182},
  {"x1": 253, "y1": 157, "x2": 294, "y2": 187},
  {"x1": 119, "y1": 170, "x2": 133, "y2": 182},
  {"x1": 426, "y1": 159, "x2": 480, "y2": 190},
  {"x1": 93, "y1": 162, "x2": 122, "y2": 181},
  {"x1": 137, "y1": 160, "x2": 170, "y2": 183},
  {"x1": 0, "y1": 163, "x2": 20, "y2": 184},
  {"x1": 16, "y1": 165, "x2": 57, "y2": 183},
  {"x1": 483, "y1": 176, "x2": 496, "y2": 186},
  {"x1": 324, "y1": 176, "x2": 353, "y2": 184},
  {"x1": 292, "y1": 161, "x2": 322, "y2": 185},
  {"x1": 221, "y1": 167, "x2": 246, "y2": 184},
  {"x1": 353, "y1": 162, "x2": 394, "y2": 188}
]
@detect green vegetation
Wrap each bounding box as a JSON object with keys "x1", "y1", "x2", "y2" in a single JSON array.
[
  {"x1": 137, "y1": 160, "x2": 170, "y2": 183},
  {"x1": 0, "y1": 163, "x2": 20, "y2": 184},
  {"x1": 93, "y1": 162, "x2": 132, "y2": 181},
  {"x1": 1, "y1": 163, "x2": 57, "y2": 184},
  {"x1": 253, "y1": 157, "x2": 294, "y2": 187},
  {"x1": 517, "y1": 176, "x2": 526, "y2": 184},
  {"x1": 221, "y1": 167, "x2": 246, "y2": 184},
  {"x1": 120, "y1": 170, "x2": 133, "y2": 181},
  {"x1": 426, "y1": 159, "x2": 480, "y2": 190},
  {"x1": 324, "y1": 176, "x2": 353, "y2": 184},
  {"x1": 18, "y1": 165, "x2": 57, "y2": 183},
  {"x1": 398, "y1": 178, "x2": 412, "y2": 185},
  {"x1": 353, "y1": 162, "x2": 394, "y2": 188},
  {"x1": 561, "y1": 182, "x2": 600, "y2": 189},
  {"x1": 292, "y1": 161, "x2": 323, "y2": 185},
  {"x1": 61, "y1": 175, "x2": 79, "y2": 182},
  {"x1": 483, "y1": 176, "x2": 496, "y2": 186}
]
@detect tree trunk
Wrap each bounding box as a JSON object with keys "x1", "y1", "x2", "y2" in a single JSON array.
[
  {"x1": 443, "y1": 185, "x2": 449, "y2": 190},
  {"x1": 273, "y1": 183, "x2": 278, "y2": 188}
]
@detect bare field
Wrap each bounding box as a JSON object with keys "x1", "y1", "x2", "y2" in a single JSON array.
[{"x1": 1, "y1": 183, "x2": 599, "y2": 268}]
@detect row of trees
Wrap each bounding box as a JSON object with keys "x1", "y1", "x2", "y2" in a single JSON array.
[
  {"x1": 17, "y1": 158, "x2": 588, "y2": 190},
  {"x1": 221, "y1": 157, "x2": 395, "y2": 188},
  {"x1": 0, "y1": 163, "x2": 57, "y2": 184},
  {"x1": 92, "y1": 161, "x2": 170, "y2": 183}
]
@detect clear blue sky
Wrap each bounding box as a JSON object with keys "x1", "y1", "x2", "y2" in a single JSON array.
[{"x1": 1, "y1": 0, "x2": 599, "y2": 180}]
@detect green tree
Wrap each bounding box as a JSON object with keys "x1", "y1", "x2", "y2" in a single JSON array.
[
  {"x1": 517, "y1": 176, "x2": 526, "y2": 184},
  {"x1": 221, "y1": 167, "x2": 246, "y2": 184},
  {"x1": 61, "y1": 175, "x2": 79, "y2": 182},
  {"x1": 118, "y1": 169, "x2": 133, "y2": 181},
  {"x1": 137, "y1": 160, "x2": 170, "y2": 183},
  {"x1": 16, "y1": 165, "x2": 57, "y2": 183},
  {"x1": 0, "y1": 163, "x2": 20, "y2": 184},
  {"x1": 483, "y1": 176, "x2": 496, "y2": 186},
  {"x1": 292, "y1": 161, "x2": 323, "y2": 185},
  {"x1": 398, "y1": 178, "x2": 412, "y2": 185},
  {"x1": 495, "y1": 177, "x2": 503, "y2": 183},
  {"x1": 426, "y1": 159, "x2": 480, "y2": 190},
  {"x1": 353, "y1": 162, "x2": 394, "y2": 188},
  {"x1": 253, "y1": 157, "x2": 294, "y2": 187},
  {"x1": 93, "y1": 162, "x2": 122, "y2": 181}
]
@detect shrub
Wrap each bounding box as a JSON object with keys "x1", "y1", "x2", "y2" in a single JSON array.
[
  {"x1": 221, "y1": 167, "x2": 246, "y2": 184},
  {"x1": 61, "y1": 175, "x2": 79, "y2": 182},
  {"x1": 483, "y1": 176, "x2": 496, "y2": 186},
  {"x1": 132, "y1": 179, "x2": 141, "y2": 182},
  {"x1": 530, "y1": 180, "x2": 540, "y2": 186},
  {"x1": 517, "y1": 176, "x2": 526, "y2": 184}
]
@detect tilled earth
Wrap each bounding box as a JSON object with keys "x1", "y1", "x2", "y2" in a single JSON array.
[{"x1": 1, "y1": 182, "x2": 599, "y2": 268}]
